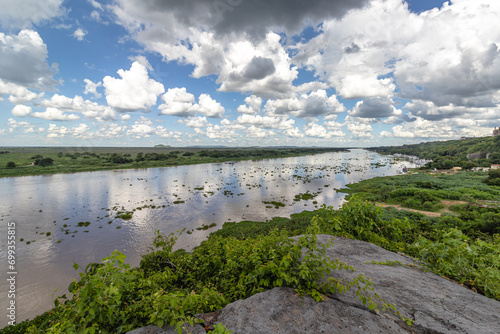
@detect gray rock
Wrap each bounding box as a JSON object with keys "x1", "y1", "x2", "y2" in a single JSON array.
[
  {"x1": 126, "y1": 323, "x2": 205, "y2": 334},
  {"x1": 215, "y1": 287, "x2": 406, "y2": 333},
  {"x1": 212, "y1": 235, "x2": 500, "y2": 334}
]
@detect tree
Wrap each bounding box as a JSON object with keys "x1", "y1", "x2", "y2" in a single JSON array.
[
  {"x1": 484, "y1": 169, "x2": 500, "y2": 186},
  {"x1": 6, "y1": 161, "x2": 16, "y2": 168},
  {"x1": 34, "y1": 157, "x2": 54, "y2": 167},
  {"x1": 489, "y1": 152, "x2": 500, "y2": 164}
]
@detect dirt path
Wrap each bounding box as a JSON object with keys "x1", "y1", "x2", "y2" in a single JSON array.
[
  {"x1": 378, "y1": 203, "x2": 443, "y2": 217},
  {"x1": 378, "y1": 200, "x2": 467, "y2": 217}
]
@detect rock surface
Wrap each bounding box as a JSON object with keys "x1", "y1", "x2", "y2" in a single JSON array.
[
  {"x1": 129, "y1": 235, "x2": 500, "y2": 334},
  {"x1": 213, "y1": 235, "x2": 500, "y2": 334}
]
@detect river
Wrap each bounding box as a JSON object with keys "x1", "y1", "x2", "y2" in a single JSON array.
[{"x1": 0, "y1": 149, "x2": 418, "y2": 326}]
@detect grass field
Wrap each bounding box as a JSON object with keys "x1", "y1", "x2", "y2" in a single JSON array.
[{"x1": 0, "y1": 146, "x2": 347, "y2": 177}]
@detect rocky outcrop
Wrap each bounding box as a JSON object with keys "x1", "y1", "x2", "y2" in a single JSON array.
[
  {"x1": 129, "y1": 235, "x2": 500, "y2": 334},
  {"x1": 467, "y1": 151, "x2": 487, "y2": 160},
  {"x1": 213, "y1": 235, "x2": 500, "y2": 333}
]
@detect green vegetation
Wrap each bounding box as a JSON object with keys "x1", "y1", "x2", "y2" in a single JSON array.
[
  {"x1": 293, "y1": 191, "x2": 319, "y2": 201},
  {"x1": 2, "y1": 226, "x2": 405, "y2": 334},
  {"x1": 0, "y1": 147, "x2": 346, "y2": 178},
  {"x1": 262, "y1": 200, "x2": 285, "y2": 208},
  {"x1": 371, "y1": 135, "x2": 500, "y2": 169},
  {"x1": 484, "y1": 168, "x2": 500, "y2": 186},
  {"x1": 195, "y1": 223, "x2": 217, "y2": 230}
]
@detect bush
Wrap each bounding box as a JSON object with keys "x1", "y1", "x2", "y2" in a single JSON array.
[
  {"x1": 34, "y1": 158, "x2": 54, "y2": 167},
  {"x1": 6, "y1": 161, "x2": 16, "y2": 168},
  {"x1": 484, "y1": 169, "x2": 500, "y2": 186},
  {"x1": 411, "y1": 229, "x2": 500, "y2": 299}
]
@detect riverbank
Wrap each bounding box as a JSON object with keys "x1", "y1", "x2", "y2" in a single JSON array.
[{"x1": 0, "y1": 147, "x2": 347, "y2": 178}]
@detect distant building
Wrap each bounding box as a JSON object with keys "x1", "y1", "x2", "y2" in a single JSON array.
[
  {"x1": 493, "y1": 127, "x2": 500, "y2": 136},
  {"x1": 491, "y1": 164, "x2": 500, "y2": 170},
  {"x1": 472, "y1": 167, "x2": 490, "y2": 172}
]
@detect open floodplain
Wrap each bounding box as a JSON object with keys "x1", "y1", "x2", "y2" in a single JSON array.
[{"x1": 0, "y1": 149, "x2": 419, "y2": 326}]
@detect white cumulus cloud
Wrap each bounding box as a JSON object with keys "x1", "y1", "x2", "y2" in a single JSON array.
[
  {"x1": 159, "y1": 88, "x2": 224, "y2": 118},
  {"x1": 84, "y1": 79, "x2": 102, "y2": 98},
  {"x1": 103, "y1": 61, "x2": 164, "y2": 112},
  {"x1": 32, "y1": 107, "x2": 81, "y2": 121},
  {"x1": 0, "y1": 0, "x2": 64, "y2": 28},
  {"x1": 0, "y1": 30, "x2": 58, "y2": 90},
  {"x1": 72, "y1": 28, "x2": 87, "y2": 41},
  {"x1": 11, "y1": 104, "x2": 32, "y2": 117}
]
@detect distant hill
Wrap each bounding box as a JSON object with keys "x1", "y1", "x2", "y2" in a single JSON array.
[
  {"x1": 154, "y1": 144, "x2": 171, "y2": 148},
  {"x1": 370, "y1": 136, "x2": 500, "y2": 169}
]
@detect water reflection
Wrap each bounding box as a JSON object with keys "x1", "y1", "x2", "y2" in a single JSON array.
[{"x1": 0, "y1": 149, "x2": 416, "y2": 326}]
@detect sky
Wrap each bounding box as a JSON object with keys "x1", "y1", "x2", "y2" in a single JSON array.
[{"x1": 0, "y1": 0, "x2": 499, "y2": 148}]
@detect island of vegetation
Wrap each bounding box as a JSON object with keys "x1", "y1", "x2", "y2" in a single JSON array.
[{"x1": 0, "y1": 147, "x2": 346, "y2": 178}]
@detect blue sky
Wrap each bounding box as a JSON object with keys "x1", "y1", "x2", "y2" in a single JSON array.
[{"x1": 1, "y1": 0, "x2": 499, "y2": 147}]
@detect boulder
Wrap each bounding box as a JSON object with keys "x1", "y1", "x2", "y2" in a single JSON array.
[{"x1": 212, "y1": 235, "x2": 500, "y2": 334}]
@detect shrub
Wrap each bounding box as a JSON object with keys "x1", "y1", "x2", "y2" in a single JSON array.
[
  {"x1": 6, "y1": 161, "x2": 16, "y2": 168},
  {"x1": 34, "y1": 158, "x2": 54, "y2": 167}
]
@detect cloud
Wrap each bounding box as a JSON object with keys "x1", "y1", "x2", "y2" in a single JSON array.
[
  {"x1": 195, "y1": 124, "x2": 239, "y2": 139},
  {"x1": 235, "y1": 114, "x2": 294, "y2": 129},
  {"x1": 344, "y1": 43, "x2": 361, "y2": 54},
  {"x1": 196, "y1": 94, "x2": 225, "y2": 118},
  {"x1": 245, "y1": 125, "x2": 274, "y2": 138},
  {"x1": 47, "y1": 123, "x2": 91, "y2": 138},
  {"x1": 126, "y1": 116, "x2": 155, "y2": 138},
  {"x1": 177, "y1": 116, "x2": 209, "y2": 128},
  {"x1": 88, "y1": 0, "x2": 102, "y2": 10},
  {"x1": 237, "y1": 95, "x2": 263, "y2": 114},
  {"x1": 216, "y1": 33, "x2": 299, "y2": 98},
  {"x1": 0, "y1": 30, "x2": 58, "y2": 90},
  {"x1": 350, "y1": 97, "x2": 402, "y2": 119},
  {"x1": 126, "y1": 116, "x2": 184, "y2": 139},
  {"x1": 265, "y1": 89, "x2": 345, "y2": 118},
  {"x1": 303, "y1": 123, "x2": 331, "y2": 138},
  {"x1": 0, "y1": 79, "x2": 43, "y2": 103},
  {"x1": 103, "y1": 61, "x2": 164, "y2": 112},
  {"x1": 11, "y1": 104, "x2": 32, "y2": 117},
  {"x1": 8, "y1": 118, "x2": 35, "y2": 131},
  {"x1": 159, "y1": 88, "x2": 225, "y2": 118},
  {"x1": 0, "y1": 0, "x2": 64, "y2": 28},
  {"x1": 112, "y1": 0, "x2": 369, "y2": 42},
  {"x1": 32, "y1": 107, "x2": 81, "y2": 121},
  {"x1": 381, "y1": 117, "x2": 464, "y2": 139},
  {"x1": 38, "y1": 93, "x2": 118, "y2": 121},
  {"x1": 112, "y1": 3, "x2": 301, "y2": 98},
  {"x1": 158, "y1": 88, "x2": 196, "y2": 117},
  {"x1": 404, "y1": 99, "x2": 496, "y2": 122},
  {"x1": 394, "y1": 1, "x2": 500, "y2": 108},
  {"x1": 294, "y1": 0, "x2": 500, "y2": 118},
  {"x1": 83, "y1": 79, "x2": 102, "y2": 98},
  {"x1": 72, "y1": 28, "x2": 87, "y2": 41},
  {"x1": 242, "y1": 56, "x2": 275, "y2": 80},
  {"x1": 284, "y1": 127, "x2": 304, "y2": 138},
  {"x1": 346, "y1": 121, "x2": 373, "y2": 138}
]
